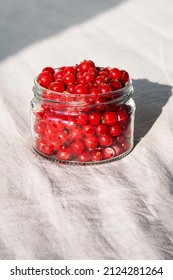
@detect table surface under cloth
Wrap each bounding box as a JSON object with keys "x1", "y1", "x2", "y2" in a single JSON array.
[{"x1": 0, "y1": 0, "x2": 173, "y2": 260}]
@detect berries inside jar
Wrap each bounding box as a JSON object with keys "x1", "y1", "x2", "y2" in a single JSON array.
[{"x1": 31, "y1": 59, "x2": 135, "y2": 164}]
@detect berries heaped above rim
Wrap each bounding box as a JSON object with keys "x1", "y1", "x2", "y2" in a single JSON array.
[{"x1": 36, "y1": 60, "x2": 129, "y2": 99}]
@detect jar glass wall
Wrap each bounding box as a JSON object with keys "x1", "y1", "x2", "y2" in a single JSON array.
[{"x1": 31, "y1": 77, "x2": 135, "y2": 164}]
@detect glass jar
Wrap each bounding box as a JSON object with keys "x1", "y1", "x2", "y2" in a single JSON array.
[{"x1": 31, "y1": 75, "x2": 135, "y2": 164}]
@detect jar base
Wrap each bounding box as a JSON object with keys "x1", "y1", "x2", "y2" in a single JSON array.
[{"x1": 33, "y1": 146, "x2": 133, "y2": 165}]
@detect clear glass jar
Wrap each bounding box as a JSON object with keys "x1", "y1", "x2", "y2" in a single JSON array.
[{"x1": 31, "y1": 75, "x2": 135, "y2": 164}]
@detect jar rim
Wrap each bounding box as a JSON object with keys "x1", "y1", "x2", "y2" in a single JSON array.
[{"x1": 33, "y1": 73, "x2": 133, "y2": 105}]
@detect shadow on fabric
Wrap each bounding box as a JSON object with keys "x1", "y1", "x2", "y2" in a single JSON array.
[
  {"x1": 0, "y1": 0, "x2": 126, "y2": 61},
  {"x1": 133, "y1": 79, "x2": 172, "y2": 145}
]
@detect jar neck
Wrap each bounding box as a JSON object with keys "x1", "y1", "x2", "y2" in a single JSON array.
[{"x1": 33, "y1": 78, "x2": 134, "y2": 106}]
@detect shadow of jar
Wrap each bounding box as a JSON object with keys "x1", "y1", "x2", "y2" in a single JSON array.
[{"x1": 132, "y1": 79, "x2": 172, "y2": 145}]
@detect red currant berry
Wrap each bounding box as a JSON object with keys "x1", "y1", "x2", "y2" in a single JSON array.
[
  {"x1": 52, "y1": 121, "x2": 65, "y2": 131},
  {"x1": 88, "y1": 113, "x2": 101, "y2": 126},
  {"x1": 78, "y1": 151, "x2": 91, "y2": 162},
  {"x1": 54, "y1": 70, "x2": 63, "y2": 80},
  {"x1": 36, "y1": 138, "x2": 47, "y2": 153},
  {"x1": 59, "y1": 66, "x2": 66, "y2": 71},
  {"x1": 34, "y1": 120, "x2": 47, "y2": 135},
  {"x1": 69, "y1": 127, "x2": 83, "y2": 141},
  {"x1": 34, "y1": 108, "x2": 45, "y2": 119},
  {"x1": 74, "y1": 84, "x2": 88, "y2": 94},
  {"x1": 82, "y1": 125, "x2": 95, "y2": 136},
  {"x1": 102, "y1": 67, "x2": 111, "y2": 73},
  {"x1": 63, "y1": 66, "x2": 77, "y2": 76},
  {"x1": 100, "y1": 84, "x2": 112, "y2": 93},
  {"x1": 91, "y1": 150, "x2": 103, "y2": 162},
  {"x1": 76, "y1": 76, "x2": 86, "y2": 85},
  {"x1": 94, "y1": 97, "x2": 107, "y2": 110},
  {"x1": 42, "y1": 67, "x2": 55, "y2": 76},
  {"x1": 90, "y1": 88, "x2": 100, "y2": 96},
  {"x1": 56, "y1": 130, "x2": 69, "y2": 144},
  {"x1": 63, "y1": 73, "x2": 76, "y2": 85},
  {"x1": 116, "y1": 135, "x2": 125, "y2": 143},
  {"x1": 94, "y1": 76, "x2": 105, "y2": 87},
  {"x1": 109, "y1": 124, "x2": 122, "y2": 137},
  {"x1": 102, "y1": 111, "x2": 118, "y2": 125},
  {"x1": 37, "y1": 71, "x2": 53, "y2": 88},
  {"x1": 88, "y1": 67, "x2": 99, "y2": 77},
  {"x1": 112, "y1": 143, "x2": 124, "y2": 156},
  {"x1": 122, "y1": 140, "x2": 131, "y2": 151},
  {"x1": 49, "y1": 81, "x2": 65, "y2": 92},
  {"x1": 110, "y1": 80, "x2": 122, "y2": 90},
  {"x1": 57, "y1": 148, "x2": 71, "y2": 160},
  {"x1": 83, "y1": 72, "x2": 95, "y2": 83},
  {"x1": 99, "y1": 135, "x2": 112, "y2": 146},
  {"x1": 122, "y1": 122, "x2": 131, "y2": 138},
  {"x1": 95, "y1": 124, "x2": 109, "y2": 135},
  {"x1": 87, "y1": 60, "x2": 95, "y2": 67},
  {"x1": 117, "y1": 109, "x2": 128, "y2": 124},
  {"x1": 67, "y1": 83, "x2": 76, "y2": 94},
  {"x1": 43, "y1": 143, "x2": 55, "y2": 156},
  {"x1": 88, "y1": 83, "x2": 95, "y2": 91},
  {"x1": 99, "y1": 71, "x2": 110, "y2": 80},
  {"x1": 49, "y1": 139, "x2": 63, "y2": 150},
  {"x1": 78, "y1": 60, "x2": 93, "y2": 73},
  {"x1": 120, "y1": 70, "x2": 129, "y2": 83},
  {"x1": 45, "y1": 125, "x2": 57, "y2": 139},
  {"x1": 70, "y1": 140, "x2": 85, "y2": 156},
  {"x1": 109, "y1": 68, "x2": 121, "y2": 80},
  {"x1": 103, "y1": 147, "x2": 116, "y2": 159},
  {"x1": 76, "y1": 113, "x2": 88, "y2": 126},
  {"x1": 84, "y1": 135, "x2": 98, "y2": 149}
]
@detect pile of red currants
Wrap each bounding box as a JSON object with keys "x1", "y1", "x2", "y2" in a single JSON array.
[{"x1": 31, "y1": 60, "x2": 135, "y2": 163}]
